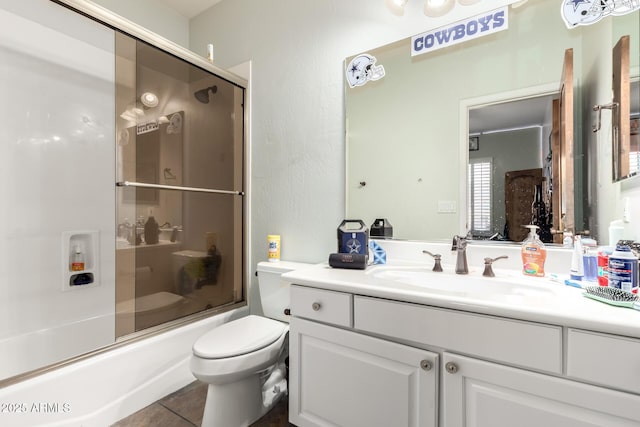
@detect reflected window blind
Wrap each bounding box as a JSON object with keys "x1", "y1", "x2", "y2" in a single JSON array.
[{"x1": 468, "y1": 160, "x2": 492, "y2": 232}]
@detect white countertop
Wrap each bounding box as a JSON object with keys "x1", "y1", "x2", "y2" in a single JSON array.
[{"x1": 283, "y1": 261, "x2": 640, "y2": 339}]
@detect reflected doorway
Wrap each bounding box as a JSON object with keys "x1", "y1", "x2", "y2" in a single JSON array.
[{"x1": 467, "y1": 90, "x2": 559, "y2": 242}]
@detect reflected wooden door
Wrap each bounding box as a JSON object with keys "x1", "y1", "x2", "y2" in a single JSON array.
[
  {"x1": 613, "y1": 35, "x2": 630, "y2": 179},
  {"x1": 504, "y1": 168, "x2": 543, "y2": 242},
  {"x1": 555, "y1": 48, "x2": 574, "y2": 237}
]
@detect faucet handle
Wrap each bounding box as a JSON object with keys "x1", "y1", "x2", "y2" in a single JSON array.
[
  {"x1": 422, "y1": 250, "x2": 443, "y2": 272},
  {"x1": 482, "y1": 255, "x2": 509, "y2": 277}
]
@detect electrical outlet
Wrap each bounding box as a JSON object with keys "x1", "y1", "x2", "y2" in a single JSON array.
[{"x1": 437, "y1": 200, "x2": 457, "y2": 213}]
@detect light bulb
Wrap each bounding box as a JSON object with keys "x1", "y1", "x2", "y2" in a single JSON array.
[
  {"x1": 424, "y1": 0, "x2": 455, "y2": 17},
  {"x1": 140, "y1": 92, "x2": 158, "y2": 108},
  {"x1": 385, "y1": 0, "x2": 408, "y2": 16}
]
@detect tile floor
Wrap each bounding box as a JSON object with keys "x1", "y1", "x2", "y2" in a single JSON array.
[{"x1": 111, "y1": 380, "x2": 295, "y2": 427}]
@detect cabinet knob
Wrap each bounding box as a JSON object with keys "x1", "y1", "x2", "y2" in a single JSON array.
[
  {"x1": 312, "y1": 302, "x2": 321, "y2": 311},
  {"x1": 445, "y1": 362, "x2": 458, "y2": 374},
  {"x1": 420, "y1": 359, "x2": 432, "y2": 371}
]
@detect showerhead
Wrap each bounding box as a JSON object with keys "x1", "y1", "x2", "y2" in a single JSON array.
[{"x1": 194, "y1": 85, "x2": 218, "y2": 104}]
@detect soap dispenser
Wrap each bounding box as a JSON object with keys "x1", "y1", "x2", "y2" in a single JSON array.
[
  {"x1": 144, "y1": 214, "x2": 160, "y2": 245},
  {"x1": 570, "y1": 235, "x2": 584, "y2": 281},
  {"x1": 521, "y1": 225, "x2": 546, "y2": 277}
]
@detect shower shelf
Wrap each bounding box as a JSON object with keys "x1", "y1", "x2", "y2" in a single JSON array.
[{"x1": 62, "y1": 230, "x2": 100, "y2": 292}]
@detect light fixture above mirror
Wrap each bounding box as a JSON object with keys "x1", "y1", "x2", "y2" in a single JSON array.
[
  {"x1": 385, "y1": 0, "x2": 482, "y2": 17},
  {"x1": 385, "y1": 0, "x2": 409, "y2": 16},
  {"x1": 423, "y1": 0, "x2": 456, "y2": 17}
]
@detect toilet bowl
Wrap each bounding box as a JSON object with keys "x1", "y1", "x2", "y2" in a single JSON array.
[{"x1": 189, "y1": 261, "x2": 311, "y2": 427}]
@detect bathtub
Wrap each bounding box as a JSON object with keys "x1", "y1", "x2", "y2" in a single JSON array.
[{"x1": 0, "y1": 306, "x2": 248, "y2": 427}]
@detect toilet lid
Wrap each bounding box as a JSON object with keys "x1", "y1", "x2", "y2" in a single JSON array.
[{"x1": 193, "y1": 315, "x2": 286, "y2": 359}]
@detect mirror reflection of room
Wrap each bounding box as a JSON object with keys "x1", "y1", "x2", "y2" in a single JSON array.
[
  {"x1": 468, "y1": 94, "x2": 558, "y2": 243},
  {"x1": 345, "y1": 0, "x2": 640, "y2": 243}
]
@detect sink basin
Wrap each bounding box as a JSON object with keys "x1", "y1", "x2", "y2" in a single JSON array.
[{"x1": 368, "y1": 266, "x2": 559, "y2": 301}]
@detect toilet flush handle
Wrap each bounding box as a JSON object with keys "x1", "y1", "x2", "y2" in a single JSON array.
[{"x1": 284, "y1": 308, "x2": 291, "y2": 316}]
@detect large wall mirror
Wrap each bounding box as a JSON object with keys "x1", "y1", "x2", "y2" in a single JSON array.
[{"x1": 346, "y1": 0, "x2": 639, "y2": 243}]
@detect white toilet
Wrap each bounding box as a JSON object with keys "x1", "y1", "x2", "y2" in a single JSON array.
[{"x1": 190, "y1": 260, "x2": 310, "y2": 427}]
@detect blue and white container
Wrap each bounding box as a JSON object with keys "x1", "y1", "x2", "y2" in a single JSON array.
[
  {"x1": 582, "y1": 238, "x2": 598, "y2": 283},
  {"x1": 337, "y1": 219, "x2": 369, "y2": 255},
  {"x1": 608, "y1": 245, "x2": 638, "y2": 293}
]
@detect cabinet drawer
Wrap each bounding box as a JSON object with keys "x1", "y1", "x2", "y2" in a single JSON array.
[
  {"x1": 567, "y1": 328, "x2": 640, "y2": 393},
  {"x1": 291, "y1": 285, "x2": 353, "y2": 328},
  {"x1": 354, "y1": 296, "x2": 562, "y2": 374}
]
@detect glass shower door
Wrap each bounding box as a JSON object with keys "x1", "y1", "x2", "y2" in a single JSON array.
[{"x1": 115, "y1": 34, "x2": 246, "y2": 337}]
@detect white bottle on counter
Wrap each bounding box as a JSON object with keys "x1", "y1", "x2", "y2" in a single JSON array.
[{"x1": 608, "y1": 219, "x2": 624, "y2": 247}]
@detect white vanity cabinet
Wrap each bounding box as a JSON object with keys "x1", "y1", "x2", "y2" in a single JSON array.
[
  {"x1": 289, "y1": 286, "x2": 439, "y2": 427},
  {"x1": 442, "y1": 352, "x2": 640, "y2": 427},
  {"x1": 289, "y1": 284, "x2": 640, "y2": 426}
]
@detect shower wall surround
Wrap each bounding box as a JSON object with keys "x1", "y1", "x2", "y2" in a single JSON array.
[
  {"x1": 0, "y1": 0, "x2": 116, "y2": 381},
  {"x1": 0, "y1": 0, "x2": 247, "y2": 385}
]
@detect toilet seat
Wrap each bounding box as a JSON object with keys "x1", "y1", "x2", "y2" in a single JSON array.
[
  {"x1": 190, "y1": 316, "x2": 289, "y2": 385},
  {"x1": 193, "y1": 315, "x2": 286, "y2": 359}
]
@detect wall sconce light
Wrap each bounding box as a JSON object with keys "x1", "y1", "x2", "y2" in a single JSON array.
[{"x1": 140, "y1": 92, "x2": 159, "y2": 108}]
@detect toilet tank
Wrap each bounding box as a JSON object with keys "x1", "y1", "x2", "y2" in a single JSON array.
[{"x1": 257, "y1": 261, "x2": 312, "y2": 322}]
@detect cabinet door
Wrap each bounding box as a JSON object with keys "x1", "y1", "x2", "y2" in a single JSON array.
[
  {"x1": 442, "y1": 352, "x2": 640, "y2": 427},
  {"x1": 290, "y1": 317, "x2": 438, "y2": 427}
]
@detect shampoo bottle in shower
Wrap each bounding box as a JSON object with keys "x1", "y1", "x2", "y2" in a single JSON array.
[
  {"x1": 521, "y1": 225, "x2": 546, "y2": 277},
  {"x1": 71, "y1": 244, "x2": 85, "y2": 272}
]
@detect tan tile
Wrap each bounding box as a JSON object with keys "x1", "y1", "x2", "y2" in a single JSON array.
[
  {"x1": 160, "y1": 380, "x2": 207, "y2": 426},
  {"x1": 112, "y1": 381, "x2": 295, "y2": 427},
  {"x1": 111, "y1": 403, "x2": 194, "y2": 427}
]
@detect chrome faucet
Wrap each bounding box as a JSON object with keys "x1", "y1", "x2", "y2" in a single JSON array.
[{"x1": 451, "y1": 235, "x2": 468, "y2": 275}]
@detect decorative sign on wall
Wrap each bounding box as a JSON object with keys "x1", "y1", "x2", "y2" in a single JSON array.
[
  {"x1": 562, "y1": 0, "x2": 640, "y2": 28},
  {"x1": 411, "y1": 6, "x2": 508, "y2": 57},
  {"x1": 345, "y1": 54, "x2": 386, "y2": 88}
]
